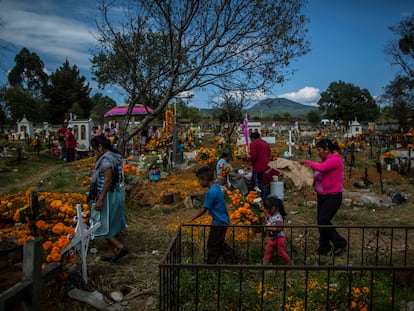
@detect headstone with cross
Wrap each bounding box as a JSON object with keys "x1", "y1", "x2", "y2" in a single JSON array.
[{"x1": 60, "y1": 204, "x2": 100, "y2": 284}]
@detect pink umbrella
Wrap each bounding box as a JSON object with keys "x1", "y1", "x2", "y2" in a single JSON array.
[{"x1": 104, "y1": 105, "x2": 154, "y2": 117}]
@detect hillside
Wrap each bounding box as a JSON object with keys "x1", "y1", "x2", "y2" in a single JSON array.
[
  {"x1": 248, "y1": 98, "x2": 316, "y2": 117},
  {"x1": 198, "y1": 98, "x2": 317, "y2": 117}
]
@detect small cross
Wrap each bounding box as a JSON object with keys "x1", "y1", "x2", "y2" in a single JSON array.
[{"x1": 60, "y1": 204, "x2": 101, "y2": 284}]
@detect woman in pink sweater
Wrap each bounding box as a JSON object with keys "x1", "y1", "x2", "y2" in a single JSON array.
[{"x1": 301, "y1": 139, "x2": 347, "y2": 256}]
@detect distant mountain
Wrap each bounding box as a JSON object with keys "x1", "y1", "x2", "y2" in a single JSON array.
[
  {"x1": 248, "y1": 98, "x2": 317, "y2": 117},
  {"x1": 196, "y1": 97, "x2": 317, "y2": 117}
]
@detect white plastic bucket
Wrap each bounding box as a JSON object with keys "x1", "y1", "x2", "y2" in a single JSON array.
[{"x1": 270, "y1": 181, "x2": 284, "y2": 200}]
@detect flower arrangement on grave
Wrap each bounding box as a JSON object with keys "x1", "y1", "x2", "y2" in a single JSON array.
[
  {"x1": 139, "y1": 152, "x2": 163, "y2": 171},
  {"x1": 30, "y1": 137, "x2": 41, "y2": 149},
  {"x1": 144, "y1": 136, "x2": 171, "y2": 152},
  {"x1": 0, "y1": 187, "x2": 88, "y2": 266},
  {"x1": 195, "y1": 147, "x2": 217, "y2": 165},
  {"x1": 270, "y1": 148, "x2": 279, "y2": 160},
  {"x1": 382, "y1": 151, "x2": 396, "y2": 165},
  {"x1": 225, "y1": 189, "x2": 265, "y2": 241},
  {"x1": 218, "y1": 163, "x2": 230, "y2": 177},
  {"x1": 233, "y1": 147, "x2": 249, "y2": 160}
]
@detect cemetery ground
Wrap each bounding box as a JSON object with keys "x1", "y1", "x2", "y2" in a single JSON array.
[{"x1": 0, "y1": 143, "x2": 414, "y2": 310}]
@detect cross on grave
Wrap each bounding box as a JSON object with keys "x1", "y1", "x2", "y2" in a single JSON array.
[
  {"x1": 60, "y1": 204, "x2": 101, "y2": 284},
  {"x1": 285, "y1": 130, "x2": 295, "y2": 158}
]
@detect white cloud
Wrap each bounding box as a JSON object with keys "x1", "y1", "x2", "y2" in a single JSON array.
[
  {"x1": 213, "y1": 89, "x2": 270, "y2": 103},
  {"x1": 277, "y1": 86, "x2": 321, "y2": 106},
  {"x1": 0, "y1": 0, "x2": 97, "y2": 71}
]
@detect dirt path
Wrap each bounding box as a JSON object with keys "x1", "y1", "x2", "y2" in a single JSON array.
[{"x1": 0, "y1": 161, "x2": 63, "y2": 194}]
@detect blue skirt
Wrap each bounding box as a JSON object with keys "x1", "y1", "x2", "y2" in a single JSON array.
[{"x1": 91, "y1": 186, "x2": 127, "y2": 239}]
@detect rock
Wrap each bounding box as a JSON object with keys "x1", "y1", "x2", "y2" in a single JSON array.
[
  {"x1": 110, "y1": 291, "x2": 124, "y2": 303},
  {"x1": 306, "y1": 201, "x2": 316, "y2": 208},
  {"x1": 342, "y1": 198, "x2": 353, "y2": 207},
  {"x1": 183, "y1": 196, "x2": 193, "y2": 209}
]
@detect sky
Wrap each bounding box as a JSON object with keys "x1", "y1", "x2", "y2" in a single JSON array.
[{"x1": 0, "y1": 0, "x2": 413, "y2": 109}]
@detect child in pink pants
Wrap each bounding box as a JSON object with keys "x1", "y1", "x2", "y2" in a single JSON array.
[{"x1": 263, "y1": 196, "x2": 290, "y2": 265}]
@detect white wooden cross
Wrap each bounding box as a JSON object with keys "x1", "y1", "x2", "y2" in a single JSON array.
[
  {"x1": 285, "y1": 130, "x2": 295, "y2": 158},
  {"x1": 61, "y1": 203, "x2": 101, "y2": 284}
]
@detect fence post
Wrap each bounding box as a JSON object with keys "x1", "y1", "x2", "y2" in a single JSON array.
[{"x1": 22, "y1": 237, "x2": 43, "y2": 311}]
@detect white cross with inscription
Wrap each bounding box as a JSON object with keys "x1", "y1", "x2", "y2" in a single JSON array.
[{"x1": 61, "y1": 203, "x2": 101, "y2": 284}]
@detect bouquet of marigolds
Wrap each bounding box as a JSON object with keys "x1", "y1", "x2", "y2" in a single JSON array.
[
  {"x1": 218, "y1": 164, "x2": 230, "y2": 177},
  {"x1": 382, "y1": 151, "x2": 396, "y2": 164},
  {"x1": 233, "y1": 147, "x2": 249, "y2": 160},
  {"x1": 195, "y1": 147, "x2": 217, "y2": 165}
]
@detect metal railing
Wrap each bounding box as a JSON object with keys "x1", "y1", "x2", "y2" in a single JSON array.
[{"x1": 159, "y1": 224, "x2": 414, "y2": 310}]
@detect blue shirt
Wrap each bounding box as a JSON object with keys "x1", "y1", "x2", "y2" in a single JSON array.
[{"x1": 204, "y1": 183, "x2": 230, "y2": 225}]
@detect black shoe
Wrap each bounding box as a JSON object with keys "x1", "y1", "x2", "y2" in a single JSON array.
[{"x1": 112, "y1": 247, "x2": 129, "y2": 262}]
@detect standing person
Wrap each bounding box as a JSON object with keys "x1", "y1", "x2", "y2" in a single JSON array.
[
  {"x1": 216, "y1": 150, "x2": 249, "y2": 196},
  {"x1": 185, "y1": 166, "x2": 231, "y2": 264},
  {"x1": 57, "y1": 121, "x2": 67, "y2": 160},
  {"x1": 300, "y1": 138, "x2": 347, "y2": 256},
  {"x1": 88, "y1": 135, "x2": 128, "y2": 262},
  {"x1": 249, "y1": 132, "x2": 271, "y2": 198},
  {"x1": 263, "y1": 196, "x2": 290, "y2": 265},
  {"x1": 65, "y1": 124, "x2": 77, "y2": 162}
]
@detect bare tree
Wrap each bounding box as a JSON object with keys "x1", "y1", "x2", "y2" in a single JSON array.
[
  {"x1": 385, "y1": 15, "x2": 414, "y2": 79},
  {"x1": 91, "y1": 0, "x2": 309, "y2": 154}
]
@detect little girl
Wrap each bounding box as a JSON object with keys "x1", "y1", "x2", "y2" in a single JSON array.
[{"x1": 263, "y1": 196, "x2": 291, "y2": 265}]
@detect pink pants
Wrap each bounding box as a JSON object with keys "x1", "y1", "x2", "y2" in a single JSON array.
[{"x1": 264, "y1": 237, "x2": 290, "y2": 264}]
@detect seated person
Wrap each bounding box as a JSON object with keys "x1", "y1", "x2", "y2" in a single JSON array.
[
  {"x1": 262, "y1": 166, "x2": 280, "y2": 197},
  {"x1": 216, "y1": 150, "x2": 249, "y2": 196}
]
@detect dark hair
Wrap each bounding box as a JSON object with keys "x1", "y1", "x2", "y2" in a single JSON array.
[
  {"x1": 196, "y1": 166, "x2": 214, "y2": 182},
  {"x1": 250, "y1": 132, "x2": 260, "y2": 140},
  {"x1": 263, "y1": 196, "x2": 286, "y2": 217},
  {"x1": 91, "y1": 135, "x2": 112, "y2": 151},
  {"x1": 221, "y1": 150, "x2": 231, "y2": 158},
  {"x1": 315, "y1": 138, "x2": 334, "y2": 152}
]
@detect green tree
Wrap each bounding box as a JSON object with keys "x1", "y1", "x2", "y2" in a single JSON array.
[
  {"x1": 43, "y1": 60, "x2": 91, "y2": 124},
  {"x1": 0, "y1": 86, "x2": 44, "y2": 124},
  {"x1": 90, "y1": 93, "x2": 117, "y2": 125},
  {"x1": 385, "y1": 15, "x2": 414, "y2": 79},
  {"x1": 175, "y1": 100, "x2": 201, "y2": 124},
  {"x1": 318, "y1": 81, "x2": 380, "y2": 124},
  {"x1": 91, "y1": 0, "x2": 310, "y2": 154},
  {"x1": 8, "y1": 48, "x2": 48, "y2": 97},
  {"x1": 382, "y1": 75, "x2": 414, "y2": 131},
  {"x1": 307, "y1": 109, "x2": 321, "y2": 124},
  {"x1": 383, "y1": 15, "x2": 414, "y2": 130}
]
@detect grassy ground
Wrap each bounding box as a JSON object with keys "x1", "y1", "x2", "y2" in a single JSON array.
[{"x1": 1, "y1": 139, "x2": 414, "y2": 310}]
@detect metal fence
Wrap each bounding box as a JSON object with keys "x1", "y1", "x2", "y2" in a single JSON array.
[{"x1": 159, "y1": 224, "x2": 414, "y2": 311}]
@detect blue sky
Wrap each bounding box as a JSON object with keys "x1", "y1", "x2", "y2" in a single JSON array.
[{"x1": 0, "y1": 0, "x2": 413, "y2": 108}]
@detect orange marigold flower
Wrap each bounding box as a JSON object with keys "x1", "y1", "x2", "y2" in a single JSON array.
[
  {"x1": 42, "y1": 241, "x2": 53, "y2": 251},
  {"x1": 51, "y1": 252, "x2": 62, "y2": 262}
]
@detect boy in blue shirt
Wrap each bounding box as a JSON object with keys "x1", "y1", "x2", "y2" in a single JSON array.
[{"x1": 186, "y1": 166, "x2": 230, "y2": 264}]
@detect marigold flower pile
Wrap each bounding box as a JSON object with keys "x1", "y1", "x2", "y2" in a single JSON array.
[
  {"x1": 382, "y1": 151, "x2": 397, "y2": 164},
  {"x1": 0, "y1": 187, "x2": 88, "y2": 267},
  {"x1": 195, "y1": 147, "x2": 217, "y2": 165}
]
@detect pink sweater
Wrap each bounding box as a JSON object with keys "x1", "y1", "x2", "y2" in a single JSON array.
[{"x1": 305, "y1": 153, "x2": 344, "y2": 195}]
